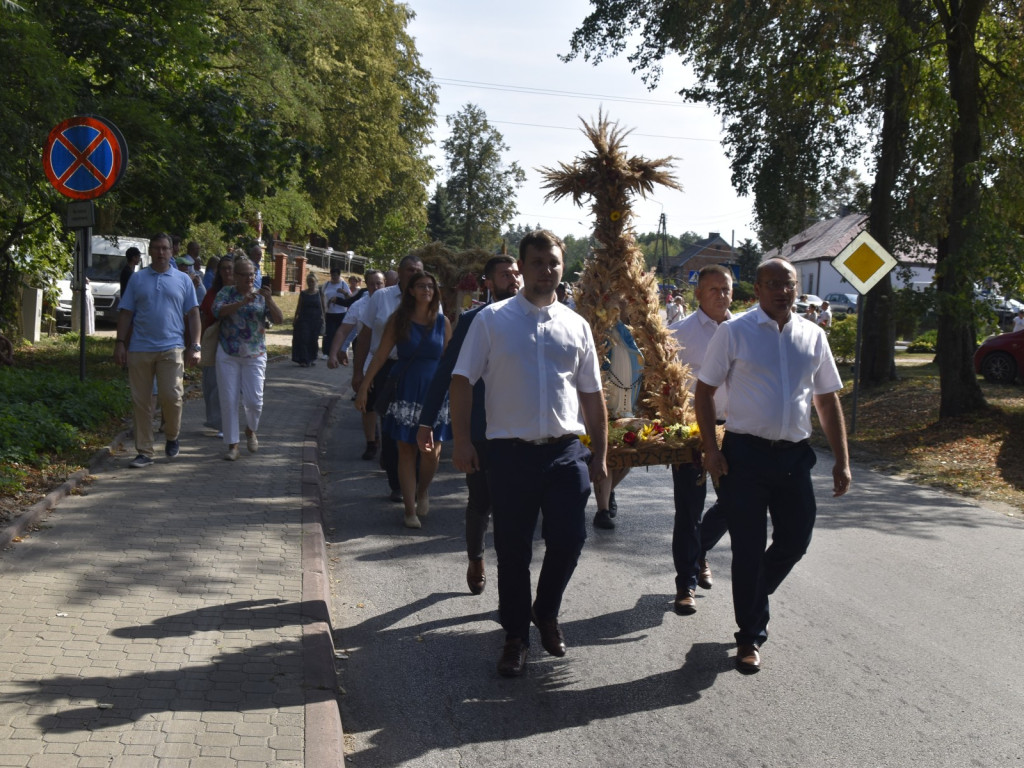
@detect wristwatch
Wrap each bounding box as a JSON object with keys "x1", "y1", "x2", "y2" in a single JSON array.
[{"x1": 189, "y1": 343, "x2": 202, "y2": 353}]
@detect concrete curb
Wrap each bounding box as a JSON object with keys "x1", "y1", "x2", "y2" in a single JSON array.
[
  {"x1": 0, "y1": 444, "x2": 112, "y2": 550},
  {"x1": 302, "y1": 394, "x2": 345, "y2": 768}
]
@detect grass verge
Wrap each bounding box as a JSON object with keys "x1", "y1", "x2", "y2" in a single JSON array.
[{"x1": 825, "y1": 355, "x2": 1024, "y2": 514}]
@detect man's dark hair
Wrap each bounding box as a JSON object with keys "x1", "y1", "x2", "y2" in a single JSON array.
[
  {"x1": 398, "y1": 253, "x2": 423, "y2": 270},
  {"x1": 518, "y1": 229, "x2": 565, "y2": 260},
  {"x1": 483, "y1": 255, "x2": 516, "y2": 280},
  {"x1": 126, "y1": 246, "x2": 142, "y2": 261},
  {"x1": 150, "y1": 233, "x2": 173, "y2": 249}
]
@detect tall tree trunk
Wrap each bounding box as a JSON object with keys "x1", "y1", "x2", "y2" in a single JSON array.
[
  {"x1": 860, "y1": 29, "x2": 911, "y2": 387},
  {"x1": 935, "y1": 0, "x2": 986, "y2": 417}
]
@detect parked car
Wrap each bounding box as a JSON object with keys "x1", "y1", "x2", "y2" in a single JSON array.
[
  {"x1": 56, "y1": 236, "x2": 150, "y2": 327},
  {"x1": 823, "y1": 292, "x2": 859, "y2": 314},
  {"x1": 795, "y1": 294, "x2": 823, "y2": 313},
  {"x1": 974, "y1": 329, "x2": 1024, "y2": 383}
]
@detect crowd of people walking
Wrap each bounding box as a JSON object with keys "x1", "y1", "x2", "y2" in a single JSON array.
[{"x1": 114, "y1": 229, "x2": 850, "y2": 680}]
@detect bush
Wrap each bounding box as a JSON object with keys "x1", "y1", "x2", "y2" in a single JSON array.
[
  {"x1": 827, "y1": 314, "x2": 857, "y2": 363},
  {"x1": 0, "y1": 367, "x2": 129, "y2": 464},
  {"x1": 907, "y1": 329, "x2": 937, "y2": 353}
]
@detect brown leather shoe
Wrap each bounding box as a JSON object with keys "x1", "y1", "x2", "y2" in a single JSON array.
[
  {"x1": 674, "y1": 588, "x2": 697, "y2": 615},
  {"x1": 698, "y1": 559, "x2": 713, "y2": 590},
  {"x1": 497, "y1": 637, "x2": 528, "y2": 677},
  {"x1": 736, "y1": 643, "x2": 761, "y2": 674},
  {"x1": 531, "y1": 609, "x2": 566, "y2": 657},
  {"x1": 467, "y1": 558, "x2": 486, "y2": 595}
]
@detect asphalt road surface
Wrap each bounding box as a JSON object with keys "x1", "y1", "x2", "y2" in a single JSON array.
[{"x1": 322, "y1": 401, "x2": 1024, "y2": 768}]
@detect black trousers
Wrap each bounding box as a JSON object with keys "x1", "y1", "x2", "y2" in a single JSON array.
[
  {"x1": 367, "y1": 360, "x2": 400, "y2": 492},
  {"x1": 466, "y1": 440, "x2": 491, "y2": 561},
  {"x1": 487, "y1": 438, "x2": 591, "y2": 644},
  {"x1": 717, "y1": 432, "x2": 818, "y2": 646},
  {"x1": 671, "y1": 462, "x2": 729, "y2": 591}
]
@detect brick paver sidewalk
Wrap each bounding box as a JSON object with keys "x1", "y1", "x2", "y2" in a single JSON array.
[{"x1": 0, "y1": 355, "x2": 349, "y2": 767}]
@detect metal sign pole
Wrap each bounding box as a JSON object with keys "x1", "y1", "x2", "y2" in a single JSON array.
[
  {"x1": 67, "y1": 201, "x2": 95, "y2": 382},
  {"x1": 850, "y1": 294, "x2": 864, "y2": 434}
]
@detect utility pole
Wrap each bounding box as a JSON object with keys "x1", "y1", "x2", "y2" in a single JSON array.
[{"x1": 654, "y1": 213, "x2": 669, "y2": 276}]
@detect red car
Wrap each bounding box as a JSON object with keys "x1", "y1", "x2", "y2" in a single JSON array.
[{"x1": 974, "y1": 329, "x2": 1024, "y2": 383}]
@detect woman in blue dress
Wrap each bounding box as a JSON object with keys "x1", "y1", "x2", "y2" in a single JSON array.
[{"x1": 355, "y1": 271, "x2": 452, "y2": 528}]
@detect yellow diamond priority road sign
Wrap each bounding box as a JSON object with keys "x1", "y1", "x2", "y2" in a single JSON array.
[{"x1": 831, "y1": 230, "x2": 897, "y2": 295}]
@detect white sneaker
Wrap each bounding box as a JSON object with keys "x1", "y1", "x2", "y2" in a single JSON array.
[
  {"x1": 247, "y1": 433, "x2": 259, "y2": 453},
  {"x1": 224, "y1": 446, "x2": 239, "y2": 461}
]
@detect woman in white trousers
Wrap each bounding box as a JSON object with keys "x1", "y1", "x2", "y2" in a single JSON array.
[{"x1": 212, "y1": 257, "x2": 283, "y2": 460}]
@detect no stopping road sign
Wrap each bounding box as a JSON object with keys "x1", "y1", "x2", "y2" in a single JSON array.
[{"x1": 43, "y1": 115, "x2": 127, "y2": 200}]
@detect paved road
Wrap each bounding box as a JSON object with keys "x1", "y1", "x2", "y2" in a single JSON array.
[{"x1": 323, "y1": 402, "x2": 1024, "y2": 768}]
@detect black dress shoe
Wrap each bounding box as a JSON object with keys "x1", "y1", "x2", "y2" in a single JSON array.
[
  {"x1": 608, "y1": 490, "x2": 618, "y2": 518},
  {"x1": 674, "y1": 588, "x2": 696, "y2": 615},
  {"x1": 736, "y1": 643, "x2": 761, "y2": 674},
  {"x1": 497, "y1": 637, "x2": 528, "y2": 677},
  {"x1": 531, "y1": 609, "x2": 566, "y2": 657},
  {"x1": 697, "y1": 558, "x2": 713, "y2": 590},
  {"x1": 467, "y1": 558, "x2": 486, "y2": 595},
  {"x1": 593, "y1": 509, "x2": 615, "y2": 529}
]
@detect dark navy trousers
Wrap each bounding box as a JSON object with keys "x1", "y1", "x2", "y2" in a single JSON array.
[
  {"x1": 671, "y1": 462, "x2": 729, "y2": 591},
  {"x1": 717, "y1": 432, "x2": 818, "y2": 646},
  {"x1": 487, "y1": 438, "x2": 591, "y2": 645}
]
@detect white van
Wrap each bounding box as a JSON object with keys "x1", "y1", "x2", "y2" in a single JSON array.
[{"x1": 57, "y1": 236, "x2": 151, "y2": 327}]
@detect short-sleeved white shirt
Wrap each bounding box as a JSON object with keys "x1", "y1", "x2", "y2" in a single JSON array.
[
  {"x1": 670, "y1": 307, "x2": 730, "y2": 420},
  {"x1": 453, "y1": 292, "x2": 602, "y2": 441},
  {"x1": 322, "y1": 279, "x2": 350, "y2": 316},
  {"x1": 698, "y1": 305, "x2": 842, "y2": 442},
  {"x1": 364, "y1": 284, "x2": 402, "y2": 371},
  {"x1": 345, "y1": 294, "x2": 369, "y2": 331}
]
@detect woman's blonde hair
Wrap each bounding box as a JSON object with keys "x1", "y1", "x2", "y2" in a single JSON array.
[{"x1": 306, "y1": 272, "x2": 319, "y2": 290}]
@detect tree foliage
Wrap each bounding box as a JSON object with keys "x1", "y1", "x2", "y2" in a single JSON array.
[
  {"x1": 565, "y1": 0, "x2": 1024, "y2": 417},
  {"x1": 0, "y1": 0, "x2": 435, "y2": 335},
  {"x1": 441, "y1": 104, "x2": 526, "y2": 251}
]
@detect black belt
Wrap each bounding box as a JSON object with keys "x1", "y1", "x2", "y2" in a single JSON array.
[
  {"x1": 727, "y1": 432, "x2": 809, "y2": 450},
  {"x1": 500, "y1": 435, "x2": 578, "y2": 447}
]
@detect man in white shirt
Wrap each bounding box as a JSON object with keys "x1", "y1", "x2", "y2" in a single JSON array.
[
  {"x1": 328, "y1": 270, "x2": 385, "y2": 458},
  {"x1": 320, "y1": 266, "x2": 351, "y2": 360},
  {"x1": 451, "y1": 229, "x2": 608, "y2": 677},
  {"x1": 696, "y1": 258, "x2": 851, "y2": 674},
  {"x1": 1012, "y1": 309, "x2": 1024, "y2": 333},
  {"x1": 668, "y1": 265, "x2": 732, "y2": 615},
  {"x1": 353, "y1": 256, "x2": 423, "y2": 497},
  {"x1": 817, "y1": 300, "x2": 833, "y2": 329}
]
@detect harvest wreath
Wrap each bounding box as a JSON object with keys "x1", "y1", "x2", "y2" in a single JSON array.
[{"x1": 582, "y1": 418, "x2": 713, "y2": 471}]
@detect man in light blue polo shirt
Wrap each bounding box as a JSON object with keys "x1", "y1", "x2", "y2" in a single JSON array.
[{"x1": 114, "y1": 233, "x2": 202, "y2": 468}]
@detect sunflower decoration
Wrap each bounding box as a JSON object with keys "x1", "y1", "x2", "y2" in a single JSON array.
[{"x1": 538, "y1": 110, "x2": 693, "y2": 428}]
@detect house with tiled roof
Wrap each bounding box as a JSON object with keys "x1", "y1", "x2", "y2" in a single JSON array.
[
  {"x1": 761, "y1": 213, "x2": 936, "y2": 296},
  {"x1": 664, "y1": 232, "x2": 737, "y2": 281}
]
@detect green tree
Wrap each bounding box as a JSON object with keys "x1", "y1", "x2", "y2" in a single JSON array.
[
  {"x1": 427, "y1": 184, "x2": 460, "y2": 247},
  {"x1": 0, "y1": 6, "x2": 75, "y2": 333},
  {"x1": 502, "y1": 222, "x2": 544, "y2": 256},
  {"x1": 734, "y1": 239, "x2": 761, "y2": 283},
  {"x1": 562, "y1": 233, "x2": 592, "y2": 280},
  {"x1": 442, "y1": 104, "x2": 526, "y2": 250},
  {"x1": 565, "y1": 0, "x2": 1023, "y2": 417}
]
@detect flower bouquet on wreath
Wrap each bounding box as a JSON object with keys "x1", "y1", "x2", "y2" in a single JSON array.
[{"x1": 584, "y1": 417, "x2": 711, "y2": 470}]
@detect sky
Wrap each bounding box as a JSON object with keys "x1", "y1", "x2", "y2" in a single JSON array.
[{"x1": 405, "y1": 0, "x2": 760, "y2": 247}]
